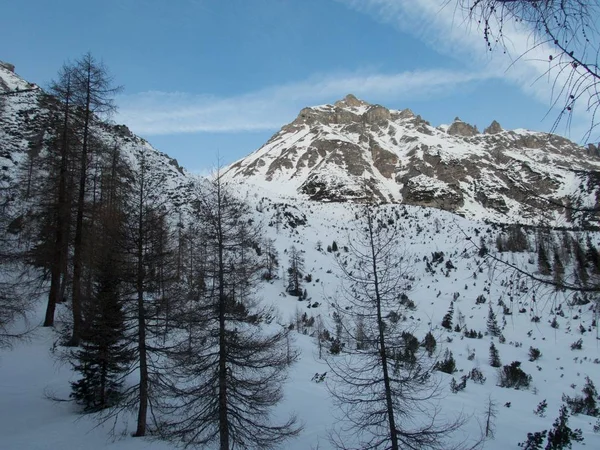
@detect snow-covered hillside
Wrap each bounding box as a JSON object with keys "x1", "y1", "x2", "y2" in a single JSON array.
[
  {"x1": 0, "y1": 61, "x2": 195, "y2": 219},
  {"x1": 2, "y1": 64, "x2": 600, "y2": 450},
  {"x1": 3, "y1": 192, "x2": 600, "y2": 449}
]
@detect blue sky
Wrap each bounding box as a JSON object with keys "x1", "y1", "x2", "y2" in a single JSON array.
[{"x1": 1, "y1": 0, "x2": 592, "y2": 172}]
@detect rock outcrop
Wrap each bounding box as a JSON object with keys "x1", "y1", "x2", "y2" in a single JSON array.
[
  {"x1": 0, "y1": 61, "x2": 15, "y2": 73},
  {"x1": 484, "y1": 120, "x2": 503, "y2": 134},
  {"x1": 447, "y1": 117, "x2": 479, "y2": 137}
]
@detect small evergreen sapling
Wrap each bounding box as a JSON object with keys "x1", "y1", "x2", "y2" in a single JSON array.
[
  {"x1": 534, "y1": 400, "x2": 548, "y2": 418},
  {"x1": 529, "y1": 347, "x2": 542, "y2": 362},
  {"x1": 441, "y1": 302, "x2": 454, "y2": 330},
  {"x1": 545, "y1": 405, "x2": 583, "y2": 449},
  {"x1": 563, "y1": 376, "x2": 599, "y2": 417},
  {"x1": 487, "y1": 304, "x2": 501, "y2": 337},
  {"x1": 489, "y1": 342, "x2": 501, "y2": 368},
  {"x1": 435, "y1": 349, "x2": 457, "y2": 374},
  {"x1": 450, "y1": 375, "x2": 467, "y2": 393},
  {"x1": 422, "y1": 331, "x2": 437, "y2": 357}
]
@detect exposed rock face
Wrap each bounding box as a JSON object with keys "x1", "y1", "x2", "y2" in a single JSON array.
[
  {"x1": 484, "y1": 120, "x2": 503, "y2": 134},
  {"x1": 364, "y1": 105, "x2": 391, "y2": 124},
  {"x1": 447, "y1": 117, "x2": 479, "y2": 137},
  {"x1": 370, "y1": 139, "x2": 398, "y2": 179},
  {"x1": 401, "y1": 176, "x2": 464, "y2": 211},
  {"x1": 224, "y1": 95, "x2": 600, "y2": 225}
]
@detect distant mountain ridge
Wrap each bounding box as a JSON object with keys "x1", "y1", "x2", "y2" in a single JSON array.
[{"x1": 225, "y1": 94, "x2": 600, "y2": 226}]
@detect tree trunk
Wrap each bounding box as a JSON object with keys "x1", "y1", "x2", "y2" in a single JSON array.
[
  {"x1": 69, "y1": 68, "x2": 92, "y2": 346},
  {"x1": 216, "y1": 181, "x2": 230, "y2": 450},
  {"x1": 45, "y1": 79, "x2": 71, "y2": 327},
  {"x1": 135, "y1": 157, "x2": 148, "y2": 437},
  {"x1": 368, "y1": 214, "x2": 399, "y2": 450}
]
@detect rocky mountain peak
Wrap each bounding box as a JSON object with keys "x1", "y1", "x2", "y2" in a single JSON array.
[
  {"x1": 447, "y1": 116, "x2": 479, "y2": 137},
  {"x1": 334, "y1": 93, "x2": 369, "y2": 109},
  {"x1": 484, "y1": 120, "x2": 503, "y2": 134}
]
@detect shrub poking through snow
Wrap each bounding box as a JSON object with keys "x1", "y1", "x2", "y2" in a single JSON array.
[
  {"x1": 529, "y1": 347, "x2": 542, "y2": 362},
  {"x1": 450, "y1": 375, "x2": 467, "y2": 393},
  {"x1": 563, "y1": 376, "x2": 599, "y2": 417},
  {"x1": 498, "y1": 361, "x2": 531, "y2": 389},
  {"x1": 570, "y1": 339, "x2": 583, "y2": 350},
  {"x1": 534, "y1": 399, "x2": 548, "y2": 417},
  {"x1": 435, "y1": 349, "x2": 457, "y2": 374},
  {"x1": 469, "y1": 367, "x2": 486, "y2": 384},
  {"x1": 422, "y1": 331, "x2": 437, "y2": 357}
]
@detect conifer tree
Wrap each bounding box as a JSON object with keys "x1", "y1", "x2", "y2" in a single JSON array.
[
  {"x1": 71, "y1": 205, "x2": 132, "y2": 411},
  {"x1": 262, "y1": 237, "x2": 279, "y2": 280},
  {"x1": 545, "y1": 405, "x2": 583, "y2": 449},
  {"x1": 163, "y1": 174, "x2": 301, "y2": 449},
  {"x1": 585, "y1": 237, "x2": 600, "y2": 273},
  {"x1": 43, "y1": 64, "x2": 77, "y2": 327},
  {"x1": 487, "y1": 305, "x2": 501, "y2": 337},
  {"x1": 327, "y1": 207, "x2": 466, "y2": 450},
  {"x1": 553, "y1": 250, "x2": 565, "y2": 290},
  {"x1": 538, "y1": 243, "x2": 551, "y2": 276},
  {"x1": 442, "y1": 302, "x2": 454, "y2": 330},
  {"x1": 489, "y1": 342, "x2": 501, "y2": 368},
  {"x1": 287, "y1": 245, "x2": 304, "y2": 297},
  {"x1": 422, "y1": 331, "x2": 437, "y2": 357},
  {"x1": 123, "y1": 148, "x2": 177, "y2": 437},
  {"x1": 572, "y1": 238, "x2": 588, "y2": 286},
  {"x1": 68, "y1": 53, "x2": 121, "y2": 346}
]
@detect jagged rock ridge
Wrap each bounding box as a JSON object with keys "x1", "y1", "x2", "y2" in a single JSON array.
[{"x1": 224, "y1": 94, "x2": 600, "y2": 225}]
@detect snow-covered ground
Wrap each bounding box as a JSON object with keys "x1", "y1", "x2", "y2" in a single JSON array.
[{"x1": 2, "y1": 188, "x2": 600, "y2": 449}]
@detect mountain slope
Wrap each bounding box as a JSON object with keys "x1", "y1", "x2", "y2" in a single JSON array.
[
  {"x1": 0, "y1": 61, "x2": 195, "y2": 217},
  {"x1": 225, "y1": 94, "x2": 600, "y2": 226}
]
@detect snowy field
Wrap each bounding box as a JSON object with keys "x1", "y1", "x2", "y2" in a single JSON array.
[{"x1": 2, "y1": 194, "x2": 600, "y2": 450}]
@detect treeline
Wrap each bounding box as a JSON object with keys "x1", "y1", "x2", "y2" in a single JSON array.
[{"x1": 3, "y1": 54, "x2": 300, "y2": 449}]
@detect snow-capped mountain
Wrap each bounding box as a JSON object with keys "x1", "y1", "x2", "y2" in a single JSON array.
[{"x1": 225, "y1": 94, "x2": 600, "y2": 225}]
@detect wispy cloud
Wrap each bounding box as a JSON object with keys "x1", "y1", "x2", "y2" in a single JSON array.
[
  {"x1": 116, "y1": 68, "x2": 491, "y2": 135},
  {"x1": 116, "y1": 0, "x2": 593, "y2": 139},
  {"x1": 337, "y1": 0, "x2": 593, "y2": 138}
]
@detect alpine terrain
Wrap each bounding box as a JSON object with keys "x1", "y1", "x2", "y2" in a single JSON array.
[{"x1": 2, "y1": 61, "x2": 600, "y2": 450}]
